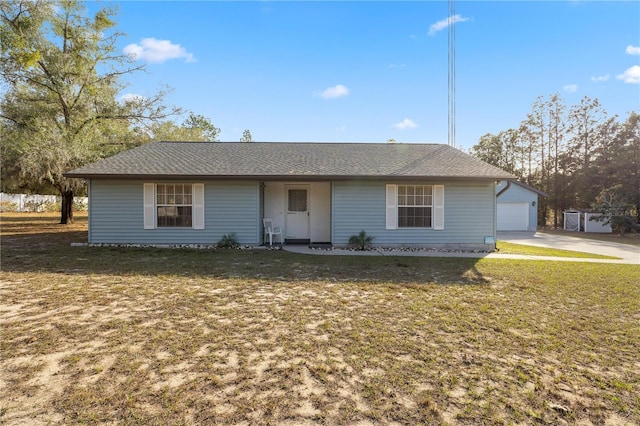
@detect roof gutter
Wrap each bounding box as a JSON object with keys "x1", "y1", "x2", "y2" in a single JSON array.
[{"x1": 63, "y1": 173, "x2": 513, "y2": 182}]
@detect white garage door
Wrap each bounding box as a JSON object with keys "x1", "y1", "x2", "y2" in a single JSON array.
[{"x1": 497, "y1": 203, "x2": 529, "y2": 231}]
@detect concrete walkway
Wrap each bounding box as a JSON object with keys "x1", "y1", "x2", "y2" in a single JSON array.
[{"x1": 282, "y1": 233, "x2": 640, "y2": 265}]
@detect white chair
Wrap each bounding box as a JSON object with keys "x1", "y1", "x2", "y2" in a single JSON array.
[{"x1": 263, "y1": 218, "x2": 283, "y2": 246}]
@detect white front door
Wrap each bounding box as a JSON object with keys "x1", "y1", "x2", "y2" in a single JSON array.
[{"x1": 285, "y1": 185, "x2": 310, "y2": 240}]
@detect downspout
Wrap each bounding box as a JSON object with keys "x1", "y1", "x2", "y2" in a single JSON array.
[
  {"x1": 496, "y1": 180, "x2": 512, "y2": 198},
  {"x1": 87, "y1": 179, "x2": 92, "y2": 244},
  {"x1": 259, "y1": 182, "x2": 265, "y2": 245},
  {"x1": 492, "y1": 180, "x2": 512, "y2": 252}
]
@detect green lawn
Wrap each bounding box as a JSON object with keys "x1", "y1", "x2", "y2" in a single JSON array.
[
  {"x1": 1, "y1": 213, "x2": 639, "y2": 425},
  {"x1": 496, "y1": 241, "x2": 621, "y2": 259}
]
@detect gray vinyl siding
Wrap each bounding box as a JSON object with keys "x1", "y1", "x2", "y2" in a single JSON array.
[
  {"x1": 88, "y1": 179, "x2": 260, "y2": 244},
  {"x1": 332, "y1": 181, "x2": 496, "y2": 246},
  {"x1": 258, "y1": 182, "x2": 265, "y2": 245}
]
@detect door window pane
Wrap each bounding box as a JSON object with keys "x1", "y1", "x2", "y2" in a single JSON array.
[{"x1": 288, "y1": 189, "x2": 307, "y2": 212}]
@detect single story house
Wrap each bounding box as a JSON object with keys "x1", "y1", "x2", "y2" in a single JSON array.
[
  {"x1": 496, "y1": 180, "x2": 547, "y2": 231},
  {"x1": 65, "y1": 142, "x2": 514, "y2": 249}
]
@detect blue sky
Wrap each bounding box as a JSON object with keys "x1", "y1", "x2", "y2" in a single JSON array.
[{"x1": 100, "y1": 1, "x2": 639, "y2": 151}]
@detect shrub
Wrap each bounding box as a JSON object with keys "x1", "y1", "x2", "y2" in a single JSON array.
[
  {"x1": 44, "y1": 200, "x2": 88, "y2": 212},
  {"x1": 608, "y1": 215, "x2": 639, "y2": 235},
  {"x1": 73, "y1": 200, "x2": 88, "y2": 211},
  {"x1": 217, "y1": 233, "x2": 240, "y2": 249},
  {"x1": 23, "y1": 200, "x2": 48, "y2": 212},
  {"x1": 43, "y1": 201, "x2": 62, "y2": 212},
  {"x1": 0, "y1": 201, "x2": 19, "y2": 212},
  {"x1": 348, "y1": 230, "x2": 375, "y2": 251},
  {"x1": 592, "y1": 185, "x2": 639, "y2": 235}
]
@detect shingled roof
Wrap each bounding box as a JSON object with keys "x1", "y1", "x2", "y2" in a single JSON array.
[{"x1": 65, "y1": 142, "x2": 514, "y2": 181}]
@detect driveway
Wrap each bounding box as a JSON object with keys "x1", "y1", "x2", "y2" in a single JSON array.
[
  {"x1": 282, "y1": 232, "x2": 639, "y2": 264},
  {"x1": 497, "y1": 231, "x2": 640, "y2": 265}
]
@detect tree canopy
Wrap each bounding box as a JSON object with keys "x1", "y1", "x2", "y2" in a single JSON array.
[
  {"x1": 144, "y1": 112, "x2": 221, "y2": 142},
  {"x1": 1, "y1": 0, "x2": 181, "y2": 223},
  {"x1": 470, "y1": 93, "x2": 639, "y2": 230},
  {"x1": 240, "y1": 129, "x2": 253, "y2": 142}
]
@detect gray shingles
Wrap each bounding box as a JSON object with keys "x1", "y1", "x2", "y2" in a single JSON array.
[{"x1": 65, "y1": 142, "x2": 515, "y2": 180}]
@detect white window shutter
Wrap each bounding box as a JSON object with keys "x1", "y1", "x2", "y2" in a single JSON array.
[
  {"x1": 433, "y1": 185, "x2": 444, "y2": 230},
  {"x1": 143, "y1": 183, "x2": 155, "y2": 229},
  {"x1": 192, "y1": 183, "x2": 205, "y2": 230},
  {"x1": 385, "y1": 184, "x2": 397, "y2": 230}
]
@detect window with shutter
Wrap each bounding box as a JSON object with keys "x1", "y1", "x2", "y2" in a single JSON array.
[
  {"x1": 385, "y1": 184, "x2": 444, "y2": 230},
  {"x1": 143, "y1": 183, "x2": 205, "y2": 229}
]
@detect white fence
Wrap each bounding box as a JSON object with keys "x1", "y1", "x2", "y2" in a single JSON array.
[
  {"x1": 0, "y1": 192, "x2": 88, "y2": 212},
  {"x1": 584, "y1": 212, "x2": 612, "y2": 233},
  {"x1": 563, "y1": 210, "x2": 612, "y2": 233}
]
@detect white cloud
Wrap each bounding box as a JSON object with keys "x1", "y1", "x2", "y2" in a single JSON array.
[
  {"x1": 590, "y1": 74, "x2": 610, "y2": 82},
  {"x1": 124, "y1": 38, "x2": 195, "y2": 63},
  {"x1": 617, "y1": 65, "x2": 640, "y2": 84},
  {"x1": 428, "y1": 15, "x2": 470, "y2": 36},
  {"x1": 316, "y1": 84, "x2": 349, "y2": 99},
  {"x1": 563, "y1": 84, "x2": 578, "y2": 93},
  {"x1": 625, "y1": 45, "x2": 640, "y2": 55},
  {"x1": 393, "y1": 118, "x2": 418, "y2": 130},
  {"x1": 388, "y1": 63, "x2": 407, "y2": 69},
  {"x1": 119, "y1": 93, "x2": 146, "y2": 103}
]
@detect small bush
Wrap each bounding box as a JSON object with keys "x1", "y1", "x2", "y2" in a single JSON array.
[
  {"x1": 73, "y1": 200, "x2": 88, "y2": 212},
  {"x1": 217, "y1": 233, "x2": 240, "y2": 249},
  {"x1": 44, "y1": 200, "x2": 88, "y2": 212},
  {"x1": 43, "y1": 201, "x2": 62, "y2": 212},
  {"x1": 23, "y1": 200, "x2": 47, "y2": 212},
  {"x1": 348, "y1": 230, "x2": 375, "y2": 251},
  {"x1": 0, "y1": 201, "x2": 19, "y2": 212},
  {"x1": 609, "y1": 215, "x2": 639, "y2": 235}
]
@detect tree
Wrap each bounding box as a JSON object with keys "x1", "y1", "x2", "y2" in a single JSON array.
[
  {"x1": 182, "y1": 112, "x2": 220, "y2": 141},
  {"x1": 1, "y1": 0, "x2": 179, "y2": 223},
  {"x1": 523, "y1": 96, "x2": 549, "y2": 224},
  {"x1": 592, "y1": 185, "x2": 639, "y2": 234},
  {"x1": 470, "y1": 133, "x2": 504, "y2": 168},
  {"x1": 470, "y1": 90, "x2": 636, "y2": 233},
  {"x1": 567, "y1": 96, "x2": 606, "y2": 208},
  {"x1": 598, "y1": 111, "x2": 640, "y2": 224},
  {"x1": 240, "y1": 129, "x2": 253, "y2": 142},
  {"x1": 470, "y1": 129, "x2": 522, "y2": 179},
  {"x1": 148, "y1": 112, "x2": 220, "y2": 142},
  {"x1": 546, "y1": 93, "x2": 567, "y2": 227}
]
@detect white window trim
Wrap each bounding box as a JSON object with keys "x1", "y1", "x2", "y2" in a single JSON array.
[
  {"x1": 143, "y1": 183, "x2": 205, "y2": 230},
  {"x1": 385, "y1": 184, "x2": 397, "y2": 230},
  {"x1": 433, "y1": 185, "x2": 444, "y2": 230},
  {"x1": 192, "y1": 183, "x2": 205, "y2": 230},
  {"x1": 143, "y1": 183, "x2": 155, "y2": 230},
  {"x1": 385, "y1": 184, "x2": 444, "y2": 230}
]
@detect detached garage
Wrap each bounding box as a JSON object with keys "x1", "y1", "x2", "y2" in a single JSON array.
[{"x1": 496, "y1": 181, "x2": 547, "y2": 231}]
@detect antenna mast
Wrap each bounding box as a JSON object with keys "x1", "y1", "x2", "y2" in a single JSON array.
[{"x1": 448, "y1": 0, "x2": 456, "y2": 148}]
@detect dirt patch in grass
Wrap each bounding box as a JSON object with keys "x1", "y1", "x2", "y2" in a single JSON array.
[{"x1": 1, "y1": 213, "x2": 639, "y2": 425}]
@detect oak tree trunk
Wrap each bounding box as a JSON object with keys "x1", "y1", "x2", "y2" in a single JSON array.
[{"x1": 60, "y1": 190, "x2": 74, "y2": 224}]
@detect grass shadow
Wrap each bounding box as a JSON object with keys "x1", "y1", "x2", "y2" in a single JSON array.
[{"x1": 1, "y1": 214, "x2": 489, "y2": 286}]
